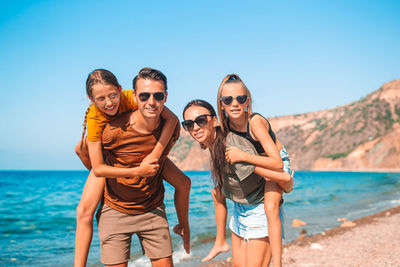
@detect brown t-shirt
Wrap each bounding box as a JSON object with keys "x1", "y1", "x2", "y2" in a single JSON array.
[{"x1": 101, "y1": 111, "x2": 180, "y2": 215}]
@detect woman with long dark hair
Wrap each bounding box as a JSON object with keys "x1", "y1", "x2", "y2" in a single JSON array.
[{"x1": 182, "y1": 99, "x2": 292, "y2": 266}]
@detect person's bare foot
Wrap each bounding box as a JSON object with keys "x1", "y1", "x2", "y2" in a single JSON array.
[
  {"x1": 173, "y1": 224, "x2": 190, "y2": 254},
  {"x1": 201, "y1": 241, "x2": 230, "y2": 262},
  {"x1": 279, "y1": 171, "x2": 294, "y2": 193}
]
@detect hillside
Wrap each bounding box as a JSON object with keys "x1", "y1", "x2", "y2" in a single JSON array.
[{"x1": 170, "y1": 78, "x2": 400, "y2": 171}]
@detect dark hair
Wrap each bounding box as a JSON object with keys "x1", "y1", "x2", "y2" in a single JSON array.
[
  {"x1": 183, "y1": 99, "x2": 227, "y2": 190},
  {"x1": 132, "y1": 67, "x2": 167, "y2": 92},
  {"x1": 82, "y1": 69, "x2": 121, "y2": 141}
]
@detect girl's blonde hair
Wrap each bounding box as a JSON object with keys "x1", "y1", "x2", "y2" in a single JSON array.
[{"x1": 217, "y1": 74, "x2": 253, "y2": 134}]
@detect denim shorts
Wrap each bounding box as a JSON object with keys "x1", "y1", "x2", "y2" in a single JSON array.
[
  {"x1": 280, "y1": 146, "x2": 293, "y2": 175},
  {"x1": 229, "y1": 201, "x2": 285, "y2": 240}
]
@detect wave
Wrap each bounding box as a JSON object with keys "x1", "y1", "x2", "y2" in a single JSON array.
[
  {"x1": 345, "y1": 198, "x2": 400, "y2": 219},
  {"x1": 129, "y1": 247, "x2": 193, "y2": 267}
]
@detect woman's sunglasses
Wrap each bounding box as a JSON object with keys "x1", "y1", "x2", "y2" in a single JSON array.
[
  {"x1": 138, "y1": 92, "x2": 165, "y2": 102},
  {"x1": 221, "y1": 94, "x2": 248, "y2": 105},
  {"x1": 182, "y1": 114, "x2": 213, "y2": 131}
]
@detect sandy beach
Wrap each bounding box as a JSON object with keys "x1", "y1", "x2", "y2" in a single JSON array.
[{"x1": 200, "y1": 206, "x2": 400, "y2": 267}]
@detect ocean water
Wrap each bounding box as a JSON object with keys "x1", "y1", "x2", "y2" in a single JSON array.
[{"x1": 1, "y1": 170, "x2": 400, "y2": 266}]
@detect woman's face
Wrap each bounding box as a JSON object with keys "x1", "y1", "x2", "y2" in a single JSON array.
[
  {"x1": 183, "y1": 105, "x2": 217, "y2": 148},
  {"x1": 90, "y1": 83, "x2": 121, "y2": 116},
  {"x1": 221, "y1": 83, "x2": 249, "y2": 120}
]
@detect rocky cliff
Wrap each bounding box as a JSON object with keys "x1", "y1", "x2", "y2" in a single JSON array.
[{"x1": 170, "y1": 79, "x2": 400, "y2": 171}]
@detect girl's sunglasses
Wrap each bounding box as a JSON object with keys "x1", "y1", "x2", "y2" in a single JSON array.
[
  {"x1": 138, "y1": 92, "x2": 165, "y2": 102},
  {"x1": 221, "y1": 94, "x2": 248, "y2": 105},
  {"x1": 182, "y1": 114, "x2": 213, "y2": 131}
]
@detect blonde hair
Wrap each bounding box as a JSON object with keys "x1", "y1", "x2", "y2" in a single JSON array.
[{"x1": 217, "y1": 74, "x2": 253, "y2": 134}]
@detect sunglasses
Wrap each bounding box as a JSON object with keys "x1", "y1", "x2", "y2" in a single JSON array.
[
  {"x1": 182, "y1": 114, "x2": 213, "y2": 131},
  {"x1": 221, "y1": 95, "x2": 248, "y2": 105},
  {"x1": 138, "y1": 92, "x2": 165, "y2": 102}
]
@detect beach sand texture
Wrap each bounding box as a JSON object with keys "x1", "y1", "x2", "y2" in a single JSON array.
[{"x1": 200, "y1": 206, "x2": 400, "y2": 267}]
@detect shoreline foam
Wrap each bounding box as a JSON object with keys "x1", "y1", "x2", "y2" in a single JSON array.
[{"x1": 199, "y1": 205, "x2": 400, "y2": 266}]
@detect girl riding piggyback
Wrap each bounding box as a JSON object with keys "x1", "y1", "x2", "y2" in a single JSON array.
[
  {"x1": 73, "y1": 69, "x2": 190, "y2": 267},
  {"x1": 206, "y1": 74, "x2": 293, "y2": 266}
]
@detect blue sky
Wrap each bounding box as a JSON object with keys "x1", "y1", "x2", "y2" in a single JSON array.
[{"x1": 0, "y1": 0, "x2": 399, "y2": 170}]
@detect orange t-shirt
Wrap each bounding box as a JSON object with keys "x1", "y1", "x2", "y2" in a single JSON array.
[
  {"x1": 86, "y1": 90, "x2": 138, "y2": 141},
  {"x1": 101, "y1": 111, "x2": 180, "y2": 215}
]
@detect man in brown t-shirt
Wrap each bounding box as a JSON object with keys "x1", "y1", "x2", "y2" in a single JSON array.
[{"x1": 97, "y1": 68, "x2": 187, "y2": 267}]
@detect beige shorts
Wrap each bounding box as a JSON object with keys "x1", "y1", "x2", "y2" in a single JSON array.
[{"x1": 97, "y1": 203, "x2": 173, "y2": 265}]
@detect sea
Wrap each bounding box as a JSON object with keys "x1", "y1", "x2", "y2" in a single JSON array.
[{"x1": 1, "y1": 170, "x2": 400, "y2": 266}]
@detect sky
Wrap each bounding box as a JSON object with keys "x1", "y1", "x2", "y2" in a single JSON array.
[{"x1": 0, "y1": 0, "x2": 399, "y2": 170}]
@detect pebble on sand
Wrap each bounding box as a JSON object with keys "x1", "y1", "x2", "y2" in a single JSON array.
[
  {"x1": 310, "y1": 243, "x2": 323, "y2": 250},
  {"x1": 292, "y1": 219, "x2": 306, "y2": 227},
  {"x1": 341, "y1": 220, "x2": 356, "y2": 227}
]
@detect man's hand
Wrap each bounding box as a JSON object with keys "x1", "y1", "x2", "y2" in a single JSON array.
[
  {"x1": 137, "y1": 157, "x2": 159, "y2": 177},
  {"x1": 225, "y1": 146, "x2": 247, "y2": 164}
]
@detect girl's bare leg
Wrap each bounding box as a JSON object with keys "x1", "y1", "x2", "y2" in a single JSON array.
[
  {"x1": 202, "y1": 188, "x2": 230, "y2": 262},
  {"x1": 231, "y1": 233, "x2": 271, "y2": 267},
  {"x1": 231, "y1": 232, "x2": 245, "y2": 267},
  {"x1": 246, "y1": 237, "x2": 271, "y2": 267},
  {"x1": 74, "y1": 171, "x2": 105, "y2": 267},
  {"x1": 162, "y1": 159, "x2": 191, "y2": 254},
  {"x1": 264, "y1": 180, "x2": 283, "y2": 267}
]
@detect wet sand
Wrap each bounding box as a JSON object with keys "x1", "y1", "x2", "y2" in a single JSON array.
[{"x1": 199, "y1": 206, "x2": 400, "y2": 267}]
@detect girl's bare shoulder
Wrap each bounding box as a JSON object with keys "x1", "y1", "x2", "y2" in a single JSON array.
[{"x1": 249, "y1": 113, "x2": 269, "y2": 130}]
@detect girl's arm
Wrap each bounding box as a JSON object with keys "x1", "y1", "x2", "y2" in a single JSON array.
[
  {"x1": 226, "y1": 114, "x2": 283, "y2": 171},
  {"x1": 87, "y1": 140, "x2": 159, "y2": 178},
  {"x1": 81, "y1": 104, "x2": 177, "y2": 178},
  {"x1": 146, "y1": 106, "x2": 179, "y2": 160}
]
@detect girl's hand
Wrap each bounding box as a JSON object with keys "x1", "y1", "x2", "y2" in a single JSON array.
[
  {"x1": 137, "y1": 158, "x2": 159, "y2": 177},
  {"x1": 225, "y1": 147, "x2": 246, "y2": 164}
]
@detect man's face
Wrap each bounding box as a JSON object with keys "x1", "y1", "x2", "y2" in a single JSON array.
[{"x1": 133, "y1": 78, "x2": 167, "y2": 119}]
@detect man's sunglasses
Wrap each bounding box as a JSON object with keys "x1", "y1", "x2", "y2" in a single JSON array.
[
  {"x1": 138, "y1": 92, "x2": 165, "y2": 102},
  {"x1": 221, "y1": 95, "x2": 248, "y2": 105},
  {"x1": 181, "y1": 114, "x2": 213, "y2": 131}
]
